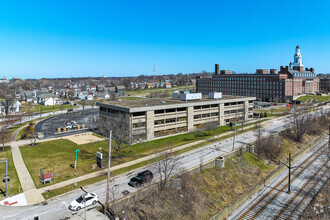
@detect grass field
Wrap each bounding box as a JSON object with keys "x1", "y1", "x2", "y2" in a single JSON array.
[
  {"x1": 33, "y1": 104, "x2": 77, "y2": 113},
  {"x1": 21, "y1": 119, "x2": 263, "y2": 191},
  {"x1": 297, "y1": 95, "x2": 330, "y2": 103},
  {"x1": 41, "y1": 126, "x2": 259, "y2": 200},
  {"x1": 0, "y1": 148, "x2": 21, "y2": 200}
]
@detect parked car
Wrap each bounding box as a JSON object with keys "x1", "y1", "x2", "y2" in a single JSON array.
[
  {"x1": 67, "y1": 109, "x2": 73, "y2": 112},
  {"x1": 69, "y1": 192, "x2": 98, "y2": 211},
  {"x1": 128, "y1": 170, "x2": 154, "y2": 187}
]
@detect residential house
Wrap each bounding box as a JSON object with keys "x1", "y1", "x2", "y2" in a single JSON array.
[
  {"x1": 115, "y1": 86, "x2": 125, "y2": 97},
  {"x1": 37, "y1": 93, "x2": 59, "y2": 106},
  {"x1": 145, "y1": 83, "x2": 153, "y2": 89},
  {"x1": 0, "y1": 100, "x2": 22, "y2": 114},
  {"x1": 164, "y1": 82, "x2": 172, "y2": 88},
  {"x1": 94, "y1": 92, "x2": 110, "y2": 99}
]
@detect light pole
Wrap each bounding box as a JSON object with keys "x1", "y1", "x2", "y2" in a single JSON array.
[
  {"x1": 232, "y1": 110, "x2": 238, "y2": 151},
  {"x1": 277, "y1": 153, "x2": 293, "y2": 193},
  {"x1": 105, "y1": 130, "x2": 112, "y2": 214}
]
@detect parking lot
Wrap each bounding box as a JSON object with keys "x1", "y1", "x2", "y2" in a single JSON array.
[{"x1": 34, "y1": 109, "x2": 99, "y2": 139}]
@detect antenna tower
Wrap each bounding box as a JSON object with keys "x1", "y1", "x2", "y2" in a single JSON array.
[{"x1": 153, "y1": 64, "x2": 155, "y2": 82}]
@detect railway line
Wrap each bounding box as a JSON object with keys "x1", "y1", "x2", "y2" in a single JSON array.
[{"x1": 231, "y1": 137, "x2": 329, "y2": 220}]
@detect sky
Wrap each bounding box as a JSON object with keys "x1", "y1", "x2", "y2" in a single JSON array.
[{"x1": 0, "y1": 0, "x2": 329, "y2": 79}]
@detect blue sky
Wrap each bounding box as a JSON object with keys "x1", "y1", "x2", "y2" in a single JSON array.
[{"x1": 0, "y1": 0, "x2": 329, "y2": 79}]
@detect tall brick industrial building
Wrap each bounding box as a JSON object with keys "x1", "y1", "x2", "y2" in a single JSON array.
[{"x1": 196, "y1": 46, "x2": 319, "y2": 103}]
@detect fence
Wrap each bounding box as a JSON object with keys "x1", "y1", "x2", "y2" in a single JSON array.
[{"x1": 210, "y1": 133, "x2": 327, "y2": 220}]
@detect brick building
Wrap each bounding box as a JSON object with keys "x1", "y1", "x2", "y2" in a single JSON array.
[
  {"x1": 196, "y1": 46, "x2": 319, "y2": 103},
  {"x1": 319, "y1": 76, "x2": 330, "y2": 93}
]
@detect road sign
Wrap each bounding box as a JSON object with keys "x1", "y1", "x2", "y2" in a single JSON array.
[{"x1": 96, "y1": 151, "x2": 103, "y2": 168}]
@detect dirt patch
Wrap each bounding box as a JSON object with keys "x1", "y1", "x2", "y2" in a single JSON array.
[{"x1": 63, "y1": 132, "x2": 103, "y2": 145}]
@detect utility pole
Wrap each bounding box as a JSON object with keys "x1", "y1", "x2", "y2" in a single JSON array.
[
  {"x1": 288, "y1": 153, "x2": 292, "y2": 193},
  {"x1": 105, "y1": 130, "x2": 112, "y2": 214},
  {"x1": 153, "y1": 64, "x2": 155, "y2": 82},
  {"x1": 232, "y1": 110, "x2": 238, "y2": 151},
  {"x1": 0, "y1": 158, "x2": 9, "y2": 198}
]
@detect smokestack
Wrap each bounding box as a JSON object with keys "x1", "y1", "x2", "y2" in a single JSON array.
[{"x1": 215, "y1": 64, "x2": 219, "y2": 75}]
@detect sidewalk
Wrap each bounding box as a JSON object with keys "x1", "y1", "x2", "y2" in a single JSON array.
[
  {"x1": 10, "y1": 124, "x2": 29, "y2": 142},
  {"x1": 7, "y1": 118, "x2": 271, "y2": 205},
  {"x1": 37, "y1": 119, "x2": 269, "y2": 194}
]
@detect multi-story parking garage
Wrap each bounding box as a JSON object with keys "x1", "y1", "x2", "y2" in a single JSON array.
[{"x1": 97, "y1": 94, "x2": 255, "y2": 141}]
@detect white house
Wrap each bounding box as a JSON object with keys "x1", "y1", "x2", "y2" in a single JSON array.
[
  {"x1": 37, "y1": 93, "x2": 59, "y2": 106},
  {"x1": 0, "y1": 100, "x2": 22, "y2": 114}
]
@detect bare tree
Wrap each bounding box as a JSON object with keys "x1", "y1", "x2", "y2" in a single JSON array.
[
  {"x1": 155, "y1": 147, "x2": 180, "y2": 190},
  {"x1": 22, "y1": 103, "x2": 34, "y2": 121},
  {"x1": 0, "y1": 126, "x2": 9, "y2": 150},
  {"x1": 109, "y1": 179, "x2": 119, "y2": 205},
  {"x1": 99, "y1": 113, "x2": 131, "y2": 157},
  {"x1": 199, "y1": 150, "x2": 205, "y2": 171},
  {"x1": 255, "y1": 135, "x2": 284, "y2": 162},
  {"x1": 205, "y1": 121, "x2": 218, "y2": 140},
  {"x1": 254, "y1": 119, "x2": 264, "y2": 143},
  {"x1": 287, "y1": 106, "x2": 310, "y2": 142},
  {"x1": 190, "y1": 126, "x2": 204, "y2": 139}
]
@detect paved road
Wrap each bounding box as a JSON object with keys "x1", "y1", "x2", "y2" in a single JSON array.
[
  {"x1": 34, "y1": 108, "x2": 99, "y2": 139},
  {"x1": 0, "y1": 106, "x2": 328, "y2": 220},
  {"x1": 228, "y1": 137, "x2": 329, "y2": 220},
  {"x1": 0, "y1": 113, "x2": 293, "y2": 219}
]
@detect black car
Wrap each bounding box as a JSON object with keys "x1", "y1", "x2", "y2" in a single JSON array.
[
  {"x1": 67, "y1": 109, "x2": 73, "y2": 112},
  {"x1": 128, "y1": 170, "x2": 154, "y2": 187}
]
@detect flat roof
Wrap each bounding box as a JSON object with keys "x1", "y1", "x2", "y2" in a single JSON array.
[{"x1": 97, "y1": 95, "x2": 256, "y2": 113}]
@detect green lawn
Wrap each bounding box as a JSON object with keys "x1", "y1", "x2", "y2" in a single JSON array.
[
  {"x1": 41, "y1": 126, "x2": 260, "y2": 200},
  {"x1": 297, "y1": 95, "x2": 330, "y2": 103},
  {"x1": 0, "y1": 148, "x2": 21, "y2": 199},
  {"x1": 33, "y1": 104, "x2": 77, "y2": 113},
  {"x1": 20, "y1": 119, "x2": 264, "y2": 189}
]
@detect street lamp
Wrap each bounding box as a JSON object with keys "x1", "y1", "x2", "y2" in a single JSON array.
[
  {"x1": 105, "y1": 131, "x2": 112, "y2": 214},
  {"x1": 232, "y1": 110, "x2": 238, "y2": 151}
]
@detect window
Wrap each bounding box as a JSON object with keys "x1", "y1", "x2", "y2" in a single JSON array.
[{"x1": 133, "y1": 112, "x2": 145, "y2": 117}]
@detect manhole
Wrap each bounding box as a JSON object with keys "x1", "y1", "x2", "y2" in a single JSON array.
[{"x1": 122, "y1": 190, "x2": 130, "y2": 195}]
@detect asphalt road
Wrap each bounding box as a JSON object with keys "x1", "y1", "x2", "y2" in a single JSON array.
[
  {"x1": 0, "y1": 107, "x2": 328, "y2": 220},
  {"x1": 34, "y1": 109, "x2": 99, "y2": 139}
]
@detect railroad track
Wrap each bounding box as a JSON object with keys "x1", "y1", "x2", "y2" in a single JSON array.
[
  {"x1": 274, "y1": 160, "x2": 329, "y2": 220},
  {"x1": 236, "y1": 141, "x2": 328, "y2": 220}
]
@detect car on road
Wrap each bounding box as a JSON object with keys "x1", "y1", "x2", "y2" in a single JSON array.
[
  {"x1": 67, "y1": 109, "x2": 73, "y2": 112},
  {"x1": 69, "y1": 192, "x2": 98, "y2": 211},
  {"x1": 128, "y1": 170, "x2": 154, "y2": 187}
]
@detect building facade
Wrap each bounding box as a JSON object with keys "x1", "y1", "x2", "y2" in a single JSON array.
[
  {"x1": 97, "y1": 95, "x2": 255, "y2": 141},
  {"x1": 319, "y1": 76, "x2": 330, "y2": 93},
  {"x1": 196, "y1": 46, "x2": 319, "y2": 103}
]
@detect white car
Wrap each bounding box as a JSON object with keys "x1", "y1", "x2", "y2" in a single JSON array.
[{"x1": 69, "y1": 192, "x2": 98, "y2": 211}]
